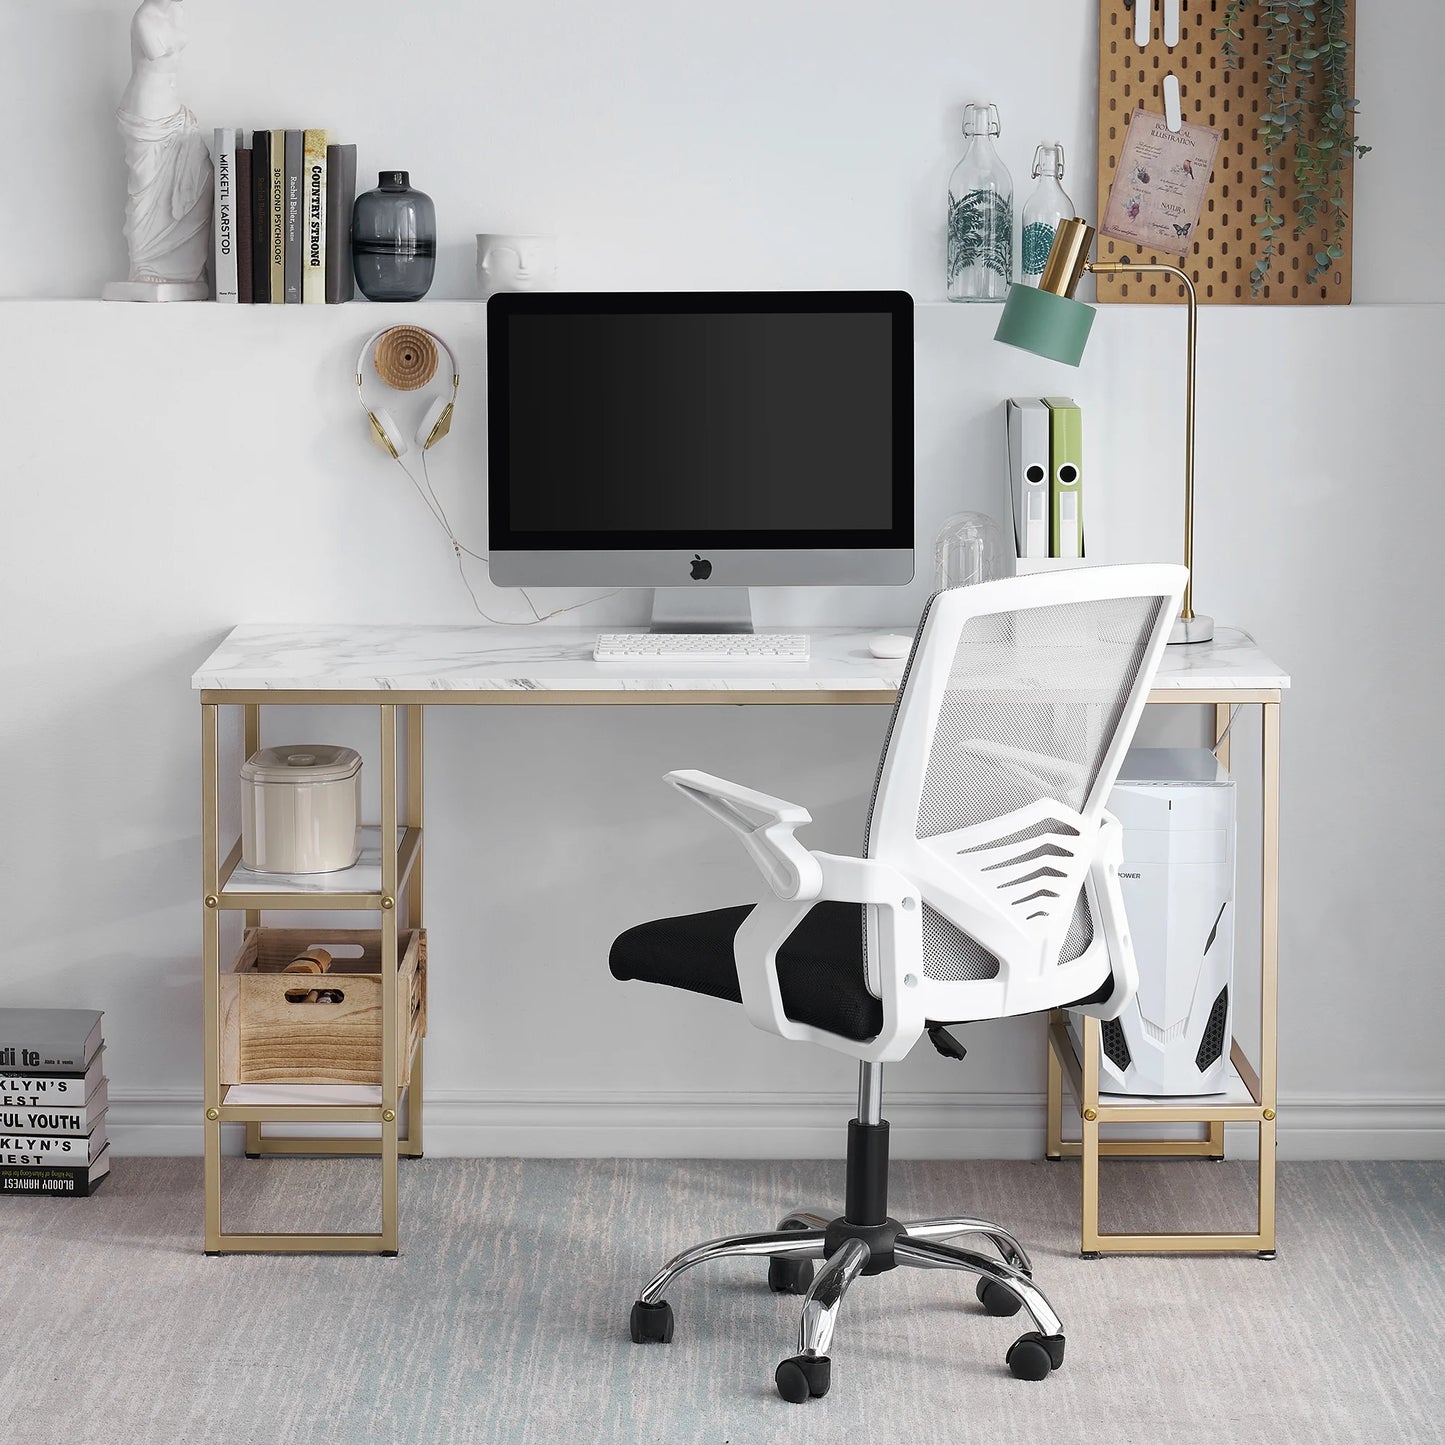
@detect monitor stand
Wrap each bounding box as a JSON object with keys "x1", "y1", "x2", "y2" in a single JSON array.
[{"x1": 649, "y1": 587, "x2": 754, "y2": 633}]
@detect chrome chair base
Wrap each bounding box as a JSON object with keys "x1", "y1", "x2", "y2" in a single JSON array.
[{"x1": 629, "y1": 1208, "x2": 1066, "y2": 1401}]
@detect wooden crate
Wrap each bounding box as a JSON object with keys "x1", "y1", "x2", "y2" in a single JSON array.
[
  {"x1": 220, "y1": 927, "x2": 426, "y2": 1086},
  {"x1": 1096, "y1": 0, "x2": 1355, "y2": 304}
]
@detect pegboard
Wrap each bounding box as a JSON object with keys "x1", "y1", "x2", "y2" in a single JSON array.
[{"x1": 1096, "y1": 0, "x2": 1354, "y2": 304}]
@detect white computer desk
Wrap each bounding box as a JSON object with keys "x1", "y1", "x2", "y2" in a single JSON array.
[{"x1": 193, "y1": 622, "x2": 1289, "y2": 1257}]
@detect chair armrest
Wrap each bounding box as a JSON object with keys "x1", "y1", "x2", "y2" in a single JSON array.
[
  {"x1": 665, "y1": 769, "x2": 824, "y2": 901},
  {"x1": 733, "y1": 851, "x2": 925, "y2": 1063}
]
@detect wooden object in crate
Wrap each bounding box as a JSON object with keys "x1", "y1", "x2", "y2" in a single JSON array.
[
  {"x1": 220, "y1": 927, "x2": 426, "y2": 1086},
  {"x1": 1096, "y1": 0, "x2": 1355, "y2": 304}
]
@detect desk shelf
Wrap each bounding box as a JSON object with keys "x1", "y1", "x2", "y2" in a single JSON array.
[
  {"x1": 200, "y1": 702, "x2": 425, "y2": 1255},
  {"x1": 1044, "y1": 695, "x2": 1281, "y2": 1257},
  {"x1": 218, "y1": 1081, "x2": 422, "y2": 1158},
  {"x1": 217, "y1": 826, "x2": 421, "y2": 911}
]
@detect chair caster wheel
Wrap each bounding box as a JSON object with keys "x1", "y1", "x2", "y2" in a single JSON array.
[
  {"x1": 976, "y1": 1277, "x2": 1023, "y2": 1317},
  {"x1": 1257, "y1": 1250, "x2": 1277, "y2": 1260},
  {"x1": 1080, "y1": 1250, "x2": 1101, "y2": 1260},
  {"x1": 204, "y1": 1251, "x2": 221, "y2": 1257},
  {"x1": 380, "y1": 1250, "x2": 398, "y2": 1258},
  {"x1": 630, "y1": 1299, "x2": 674, "y2": 1344},
  {"x1": 1006, "y1": 1331, "x2": 1065, "y2": 1380},
  {"x1": 775, "y1": 1353, "x2": 830, "y2": 1402},
  {"x1": 769, "y1": 1257, "x2": 815, "y2": 1294}
]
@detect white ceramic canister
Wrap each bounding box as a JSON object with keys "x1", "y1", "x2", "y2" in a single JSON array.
[{"x1": 240, "y1": 745, "x2": 362, "y2": 874}]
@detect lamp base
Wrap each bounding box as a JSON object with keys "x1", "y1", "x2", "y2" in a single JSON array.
[{"x1": 1169, "y1": 613, "x2": 1214, "y2": 646}]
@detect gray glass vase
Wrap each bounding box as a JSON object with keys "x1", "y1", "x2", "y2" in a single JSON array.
[{"x1": 352, "y1": 171, "x2": 437, "y2": 302}]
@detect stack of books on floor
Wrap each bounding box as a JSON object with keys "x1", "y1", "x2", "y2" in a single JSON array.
[
  {"x1": 211, "y1": 129, "x2": 358, "y2": 304},
  {"x1": 0, "y1": 1009, "x2": 109, "y2": 1197}
]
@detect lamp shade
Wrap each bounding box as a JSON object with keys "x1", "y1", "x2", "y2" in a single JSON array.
[{"x1": 993, "y1": 284, "x2": 1096, "y2": 367}]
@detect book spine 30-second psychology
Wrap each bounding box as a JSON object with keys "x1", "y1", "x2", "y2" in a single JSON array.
[{"x1": 269, "y1": 128, "x2": 286, "y2": 304}]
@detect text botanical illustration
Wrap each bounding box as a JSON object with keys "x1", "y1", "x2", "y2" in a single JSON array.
[{"x1": 1217, "y1": 0, "x2": 1367, "y2": 294}]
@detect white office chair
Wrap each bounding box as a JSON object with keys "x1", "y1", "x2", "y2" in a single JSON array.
[{"x1": 610, "y1": 564, "x2": 1187, "y2": 1403}]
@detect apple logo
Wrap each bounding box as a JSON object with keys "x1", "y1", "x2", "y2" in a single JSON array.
[{"x1": 689, "y1": 555, "x2": 713, "y2": 581}]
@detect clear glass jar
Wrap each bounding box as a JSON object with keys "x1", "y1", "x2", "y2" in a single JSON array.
[
  {"x1": 947, "y1": 103, "x2": 1013, "y2": 302},
  {"x1": 1019, "y1": 144, "x2": 1074, "y2": 287},
  {"x1": 933, "y1": 511, "x2": 1007, "y2": 590},
  {"x1": 352, "y1": 171, "x2": 437, "y2": 302}
]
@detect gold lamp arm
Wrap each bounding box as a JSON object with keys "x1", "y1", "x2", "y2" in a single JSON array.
[{"x1": 1086, "y1": 261, "x2": 1199, "y2": 627}]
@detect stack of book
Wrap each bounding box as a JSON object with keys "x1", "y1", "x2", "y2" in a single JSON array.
[
  {"x1": 211, "y1": 129, "x2": 359, "y2": 305},
  {"x1": 0, "y1": 1010, "x2": 110, "y2": 1197}
]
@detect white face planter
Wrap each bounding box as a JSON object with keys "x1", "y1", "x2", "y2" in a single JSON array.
[{"x1": 476, "y1": 234, "x2": 558, "y2": 297}]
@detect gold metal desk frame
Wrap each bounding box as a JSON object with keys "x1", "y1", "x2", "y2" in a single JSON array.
[
  {"x1": 1046, "y1": 694, "x2": 1282, "y2": 1256},
  {"x1": 200, "y1": 679, "x2": 1280, "y2": 1257}
]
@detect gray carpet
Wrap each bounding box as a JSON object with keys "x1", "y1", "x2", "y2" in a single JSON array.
[{"x1": 1, "y1": 1158, "x2": 1441, "y2": 1445}]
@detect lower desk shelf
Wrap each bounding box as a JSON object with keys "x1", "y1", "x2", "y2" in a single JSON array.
[
  {"x1": 1047, "y1": 1011, "x2": 1277, "y2": 1256},
  {"x1": 225, "y1": 1082, "x2": 422, "y2": 1157}
]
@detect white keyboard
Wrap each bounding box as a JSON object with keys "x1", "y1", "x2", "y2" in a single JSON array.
[{"x1": 593, "y1": 632, "x2": 811, "y2": 663}]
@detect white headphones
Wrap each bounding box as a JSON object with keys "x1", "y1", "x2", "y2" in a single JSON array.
[{"x1": 356, "y1": 327, "x2": 460, "y2": 460}]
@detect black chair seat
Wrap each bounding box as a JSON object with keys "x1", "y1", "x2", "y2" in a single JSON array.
[{"x1": 610, "y1": 901, "x2": 883, "y2": 1043}]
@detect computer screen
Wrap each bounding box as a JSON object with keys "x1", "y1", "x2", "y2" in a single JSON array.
[{"x1": 487, "y1": 292, "x2": 913, "y2": 587}]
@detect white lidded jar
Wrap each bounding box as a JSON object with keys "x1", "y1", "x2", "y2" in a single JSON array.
[{"x1": 241, "y1": 745, "x2": 362, "y2": 874}]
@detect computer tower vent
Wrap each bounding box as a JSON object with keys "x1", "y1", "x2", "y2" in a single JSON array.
[
  {"x1": 1100, "y1": 1017, "x2": 1132, "y2": 1073},
  {"x1": 1140, "y1": 1015, "x2": 1187, "y2": 1045},
  {"x1": 1195, "y1": 986, "x2": 1229, "y2": 1071}
]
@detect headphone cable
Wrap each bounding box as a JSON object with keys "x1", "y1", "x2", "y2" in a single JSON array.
[{"x1": 403, "y1": 449, "x2": 622, "y2": 625}]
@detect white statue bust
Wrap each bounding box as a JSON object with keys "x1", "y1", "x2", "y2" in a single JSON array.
[{"x1": 103, "y1": 0, "x2": 213, "y2": 301}]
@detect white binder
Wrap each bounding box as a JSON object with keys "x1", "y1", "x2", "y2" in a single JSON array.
[{"x1": 1005, "y1": 398, "x2": 1051, "y2": 560}]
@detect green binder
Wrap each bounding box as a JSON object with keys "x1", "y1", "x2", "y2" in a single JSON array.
[{"x1": 1043, "y1": 397, "x2": 1083, "y2": 558}]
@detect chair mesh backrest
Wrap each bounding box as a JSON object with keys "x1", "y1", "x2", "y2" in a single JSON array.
[
  {"x1": 865, "y1": 590, "x2": 1166, "y2": 984},
  {"x1": 914, "y1": 596, "x2": 1164, "y2": 838}
]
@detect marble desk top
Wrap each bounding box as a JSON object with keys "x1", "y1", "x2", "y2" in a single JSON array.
[{"x1": 192, "y1": 624, "x2": 1289, "y2": 696}]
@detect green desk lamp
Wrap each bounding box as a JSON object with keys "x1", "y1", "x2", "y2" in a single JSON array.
[{"x1": 994, "y1": 217, "x2": 1211, "y2": 645}]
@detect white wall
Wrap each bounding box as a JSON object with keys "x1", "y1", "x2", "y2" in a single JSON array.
[{"x1": 2, "y1": 1, "x2": 1442, "y2": 1160}]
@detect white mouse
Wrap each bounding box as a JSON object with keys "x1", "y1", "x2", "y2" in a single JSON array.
[{"x1": 867, "y1": 634, "x2": 913, "y2": 660}]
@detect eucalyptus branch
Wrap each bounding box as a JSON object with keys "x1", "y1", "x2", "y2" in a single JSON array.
[{"x1": 1218, "y1": 0, "x2": 1366, "y2": 295}]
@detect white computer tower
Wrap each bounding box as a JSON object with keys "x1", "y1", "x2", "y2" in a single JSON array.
[{"x1": 1071, "y1": 748, "x2": 1236, "y2": 1095}]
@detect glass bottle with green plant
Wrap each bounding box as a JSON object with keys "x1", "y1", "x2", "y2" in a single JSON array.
[
  {"x1": 947, "y1": 102, "x2": 1013, "y2": 302},
  {"x1": 1217, "y1": 0, "x2": 1368, "y2": 295}
]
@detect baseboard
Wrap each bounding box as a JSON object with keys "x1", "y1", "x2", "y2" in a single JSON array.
[{"x1": 105, "y1": 1089, "x2": 1445, "y2": 1161}]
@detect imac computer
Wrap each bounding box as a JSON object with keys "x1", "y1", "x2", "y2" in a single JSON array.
[{"x1": 486, "y1": 291, "x2": 914, "y2": 635}]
